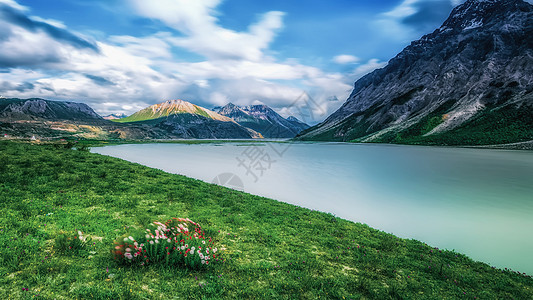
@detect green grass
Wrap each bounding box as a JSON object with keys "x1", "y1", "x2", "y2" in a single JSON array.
[
  {"x1": 367, "y1": 103, "x2": 533, "y2": 146},
  {"x1": 0, "y1": 141, "x2": 532, "y2": 299}
]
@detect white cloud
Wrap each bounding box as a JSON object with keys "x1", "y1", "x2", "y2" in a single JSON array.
[
  {"x1": 0, "y1": 0, "x2": 26, "y2": 11},
  {"x1": 0, "y1": 0, "x2": 358, "y2": 122},
  {"x1": 30, "y1": 16, "x2": 67, "y2": 29},
  {"x1": 383, "y1": 0, "x2": 419, "y2": 19},
  {"x1": 108, "y1": 32, "x2": 173, "y2": 59},
  {"x1": 333, "y1": 54, "x2": 360, "y2": 64},
  {"x1": 375, "y1": 0, "x2": 459, "y2": 42},
  {"x1": 351, "y1": 59, "x2": 388, "y2": 80},
  {"x1": 129, "y1": 0, "x2": 284, "y2": 61}
]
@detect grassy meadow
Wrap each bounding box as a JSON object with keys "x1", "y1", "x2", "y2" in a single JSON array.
[{"x1": 0, "y1": 141, "x2": 532, "y2": 299}]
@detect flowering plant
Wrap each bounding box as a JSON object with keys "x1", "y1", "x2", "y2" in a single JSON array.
[
  {"x1": 56, "y1": 230, "x2": 91, "y2": 254},
  {"x1": 112, "y1": 218, "x2": 219, "y2": 268}
]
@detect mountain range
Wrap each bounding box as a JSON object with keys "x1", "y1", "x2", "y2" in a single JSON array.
[
  {"x1": 0, "y1": 98, "x2": 179, "y2": 140},
  {"x1": 214, "y1": 103, "x2": 309, "y2": 138},
  {"x1": 2, "y1": 0, "x2": 531, "y2": 146},
  {"x1": 0, "y1": 98, "x2": 310, "y2": 140},
  {"x1": 297, "y1": 0, "x2": 533, "y2": 146},
  {"x1": 114, "y1": 99, "x2": 262, "y2": 139},
  {"x1": 0, "y1": 98, "x2": 102, "y2": 122}
]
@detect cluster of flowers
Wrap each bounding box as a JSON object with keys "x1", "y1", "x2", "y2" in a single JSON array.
[{"x1": 112, "y1": 218, "x2": 218, "y2": 268}]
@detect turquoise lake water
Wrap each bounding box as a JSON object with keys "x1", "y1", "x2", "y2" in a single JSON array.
[{"x1": 93, "y1": 142, "x2": 533, "y2": 274}]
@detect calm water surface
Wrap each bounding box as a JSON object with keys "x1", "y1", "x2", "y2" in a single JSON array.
[{"x1": 93, "y1": 142, "x2": 533, "y2": 274}]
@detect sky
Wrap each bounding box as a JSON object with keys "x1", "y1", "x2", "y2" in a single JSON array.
[{"x1": 0, "y1": 0, "x2": 499, "y2": 122}]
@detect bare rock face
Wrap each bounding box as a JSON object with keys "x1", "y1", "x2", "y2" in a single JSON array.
[
  {"x1": 0, "y1": 98, "x2": 103, "y2": 121},
  {"x1": 216, "y1": 103, "x2": 310, "y2": 138},
  {"x1": 297, "y1": 0, "x2": 533, "y2": 145}
]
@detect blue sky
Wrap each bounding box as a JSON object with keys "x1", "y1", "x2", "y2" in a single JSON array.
[{"x1": 0, "y1": 0, "x2": 486, "y2": 121}]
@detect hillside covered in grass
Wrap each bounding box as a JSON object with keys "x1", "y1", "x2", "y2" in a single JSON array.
[{"x1": 0, "y1": 141, "x2": 531, "y2": 299}]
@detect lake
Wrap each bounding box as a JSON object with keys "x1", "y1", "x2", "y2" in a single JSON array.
[{"x1": 92, "y1": 142, "x2": 533, "y2": 275}]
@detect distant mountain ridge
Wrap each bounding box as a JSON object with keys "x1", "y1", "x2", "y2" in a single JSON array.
[
  {"x1": 103, "y1": 113, "x2": 127, "y2": 120},
  {"x1": 116, "y1": 99, "x2": 233, "y2": 123},
  {"x1": 215, "y1": 103, "x2": 310, "y2": 138},
  {"x1": 0, "y1": 98, "x2": 102, "y2": 121},
  {"x1": 0, "y1": 98, "x2": 183, "y2": 140},
  {"x1": 297, "y1": 0, "x2": 533, "y2": 146},
  {"x1": 116, "y1": 99, "x2": 262, "y2": 139}
]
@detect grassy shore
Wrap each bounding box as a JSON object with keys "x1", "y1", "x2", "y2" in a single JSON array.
[{"x1": 0, "y1": 141, "x2": 532, "y2": 299}]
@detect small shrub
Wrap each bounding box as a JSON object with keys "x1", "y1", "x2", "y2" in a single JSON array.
[
  {"x1": 55, "y1": 231, "x2": 91, "y2": 254},
  {"x1": 112, "y1": 217, "x2": 220, "y2": 269},
  {"x1": 75, "y1": 144, "x2": 89, "y2": 152}
]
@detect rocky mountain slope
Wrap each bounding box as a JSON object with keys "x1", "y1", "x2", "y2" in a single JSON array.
[
  {"x1": 116, "y1": 99, "x2": 233, "y2": 123},
  {"x1": 0, "y1": 98, "x2": 188, "y2": 140},
  {"x1": 116, "y1": 99, "x2": 261, "y2": 139},
  {"x1": 215, "y1": 103, "x2": 309, "y2": 138},
  {"x1": 297, "y1": 0, "x2": 533, "y2": 146},
  {"x1": 0, "y1": 98, "x2": 103, "y2": 121}
]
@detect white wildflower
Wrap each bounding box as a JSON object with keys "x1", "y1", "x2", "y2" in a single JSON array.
[{"x1": 201, "y1": 260, "x2": 205, "y2": 264}]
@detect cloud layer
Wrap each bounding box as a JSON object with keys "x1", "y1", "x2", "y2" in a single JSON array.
[
  {"x1": 4, "y1": 0, "x2": 465, "y2": 121},
  {"x1": 0, "y1": 0, "x2": 366, "y2": 120}
]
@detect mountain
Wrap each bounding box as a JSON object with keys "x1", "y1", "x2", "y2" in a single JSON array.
[
  {"x1": 103, "y1": 113, "x2": 127, "y2": 120},
  {"x1": 0, "y1": 98, "x2": 103, "y2": 121},
  {"x1": 116, "y1": 99, "x2": 233, "y2": 123},
  {"x1": 297, "y1": 0, "x2": 533, "y2": 146},
  {"x1": 0, "y1": 98, "x2": 188, "y2": 140},
  {"x1": 116, "y1": 99, "x2": 262, "y2": 139},
  {"x1": 215, "y1": 103, "x2": 310, "y2": 138}
]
